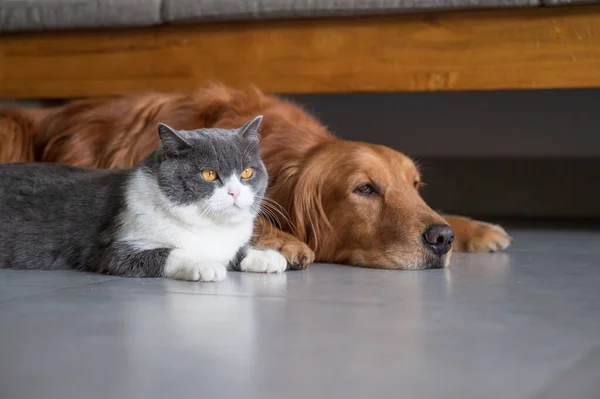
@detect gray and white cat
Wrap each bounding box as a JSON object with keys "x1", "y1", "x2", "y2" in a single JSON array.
[{"x1": 0, "y1": 116, "x2": 287, "y2": 281}]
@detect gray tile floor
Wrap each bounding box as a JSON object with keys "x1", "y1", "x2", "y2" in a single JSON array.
[{"x1": 1, "y1": 226, "x2": 599, "y2": 399}]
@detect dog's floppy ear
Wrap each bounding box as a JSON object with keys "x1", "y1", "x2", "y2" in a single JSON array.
[
  {"x1": 290, "y1": 163, "x2": 334, "y2": 252},
  {"x1": 265, "y1": 152, "x2": 335, "y2": 253}
]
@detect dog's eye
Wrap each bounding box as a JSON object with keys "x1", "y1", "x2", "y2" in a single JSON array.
[
  {"x1": 414, "y1": 180, "x2": 424, "y2": 190},
  {"x1": 353, "y1": 184, "x2": 377, "y2": 195}
]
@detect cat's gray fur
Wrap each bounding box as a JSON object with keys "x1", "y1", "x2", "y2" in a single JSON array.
[{"x1": 0, "y1": 117, "x2": 275, "y2": 280}]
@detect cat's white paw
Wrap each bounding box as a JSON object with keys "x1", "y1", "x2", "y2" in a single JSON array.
[
  {"x1": 164, "y1": 250, "x2": 227, "y2": 282},
  {"x1": 170, "y1": 263, "x2": 227, "y2": 282},
  {"x1": 240, "y1": 248, "x2": 287, "y2": 273}
]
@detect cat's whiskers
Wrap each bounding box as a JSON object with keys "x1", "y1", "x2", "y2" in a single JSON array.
[
  {"x1": 258, "y1": 204, "x2": 283, "y2": 228},
  {"x1": 197, "y1": 203, "x2": 212, "y2": 220},
  {"x1": 259, "y1": 198, "x2": 298, "y2": 236},
  {"x1": 251, "y1": 205, "x2": 278, "y2": 239},
  {"x1": 252, "y1": 202, "x2": 299, "y2": 241},
  {"x1": 262, "y1": 197, "x2": 293, "y2": 221},
  {"x1": 255, "y1": 206, "x2": 280, "y2": 228}
]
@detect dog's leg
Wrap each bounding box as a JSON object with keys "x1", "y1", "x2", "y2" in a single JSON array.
[
  {"x1": 443, "y1": 215, "x2": 514, "y2": 253},
  {"x1": 252, "y1": 217, "x2": 315, "y2": 270}
]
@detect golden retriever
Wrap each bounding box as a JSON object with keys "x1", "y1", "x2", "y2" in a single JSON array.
[{"x1": 0, "y1": 84, "x2": 513, "y2": 270}]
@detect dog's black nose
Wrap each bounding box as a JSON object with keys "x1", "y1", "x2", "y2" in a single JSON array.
[{"x1": 423, "y1": 225, "x2": 455, "y2": 256}]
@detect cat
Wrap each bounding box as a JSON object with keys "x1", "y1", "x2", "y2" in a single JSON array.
[{"x1": 0, "y1": 116, "x2": 288, "y2": 281}]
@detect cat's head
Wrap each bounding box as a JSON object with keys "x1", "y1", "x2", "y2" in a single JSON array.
[{"x1": 151, "y1": 116, "x2": 267, "y2": 224}]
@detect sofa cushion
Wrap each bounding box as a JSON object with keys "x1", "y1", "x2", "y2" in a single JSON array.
[
  {"x1": 0, "y1": 0, "x2": 545, "y2": 33},
  {"x1": 0, "y1": 0, "x2": 161, "y2": 33},
  {"x1": 163, "y1": 0, "x2": 540, "y2": 24}
]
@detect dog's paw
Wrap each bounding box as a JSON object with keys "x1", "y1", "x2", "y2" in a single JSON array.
[
  {"x1": 459, "y1": 221, "x2": 514, "y2": 252},
  {"x1": 279, "y1": 240, "x2": 314, "y2": 270},
  {"x1": 164, "y1": 250, "x2": 227, "y2": 282},
  {"x1": 240, "y1": 248, "x2": 287, "y2": 273},
  {"x1": 253, "y1": 219, "x2": 315, "y2": 270}
]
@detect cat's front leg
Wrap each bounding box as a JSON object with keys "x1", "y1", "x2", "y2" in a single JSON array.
[
  {"x1": 164, "y1": 249, "x2": 228, "y2": 282},
  {"x1": 236, "y1": 247, "x2": 287, "y2": 274}
]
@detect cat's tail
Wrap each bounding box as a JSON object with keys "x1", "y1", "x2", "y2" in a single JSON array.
[{"x1": 0, "y1": 108, "x2": 41, "y2": 163}]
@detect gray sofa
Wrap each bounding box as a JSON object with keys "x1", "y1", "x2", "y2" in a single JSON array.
[{"x1": 0, "y1": 0, "x2": 595, "y2": 33}]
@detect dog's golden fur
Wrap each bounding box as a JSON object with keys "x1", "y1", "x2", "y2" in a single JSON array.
[{"x1": 0, "y1": 84, "x2": 513, "y2": 269}]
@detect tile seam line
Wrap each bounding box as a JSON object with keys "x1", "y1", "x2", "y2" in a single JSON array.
[{"x1": 0, "y1": 277, "x2": 120, "y2": 305}]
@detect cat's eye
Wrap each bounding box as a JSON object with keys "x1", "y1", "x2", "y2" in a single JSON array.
[
  {"x1": 241, "y1": 168, "x2": 254, "y2": 179},
  {"x1": 201, "y1": 169, "x2": 218, "y2": 181}
]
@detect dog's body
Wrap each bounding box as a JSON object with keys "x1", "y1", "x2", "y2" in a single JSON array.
[{"x1": 0, "y1": 85, "x2": 512, "y2": 269}]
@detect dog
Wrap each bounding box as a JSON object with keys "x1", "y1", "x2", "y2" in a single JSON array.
[{"x1": 0, "y1": 84, "x2": 513, "y2": 270}]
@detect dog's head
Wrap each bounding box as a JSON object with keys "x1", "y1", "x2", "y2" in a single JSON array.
[{"x1": 287, "y1": 140, "x2": 453, "y2": 269}]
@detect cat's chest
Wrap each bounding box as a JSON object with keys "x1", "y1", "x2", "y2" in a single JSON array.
[
  {"x1": 166, "y1": 222, "x2": 251, "y2": 259},
  {"x1": 122, "y1": 211, "x2": 253, "y2": 262}
]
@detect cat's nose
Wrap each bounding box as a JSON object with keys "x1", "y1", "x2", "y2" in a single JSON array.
[{"x1": 228, "y1": 190, "x2": 239, "y2": 200}]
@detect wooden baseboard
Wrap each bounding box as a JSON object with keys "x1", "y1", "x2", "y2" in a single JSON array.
[{"x1": 2, "y1": 5, "x2": 600, "y2": 98}]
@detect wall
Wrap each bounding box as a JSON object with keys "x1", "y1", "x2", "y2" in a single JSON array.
[{"x1": 286, "y1": 89, "x2": 600, "y2": 218}]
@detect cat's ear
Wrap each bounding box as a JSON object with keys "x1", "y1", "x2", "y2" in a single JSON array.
[
  {"x1": 239, "y1": 116, "x2": 263, "y2": 141},
  {"x1": 157, "y1": 123, "x2": 190, "y2": 154}
]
